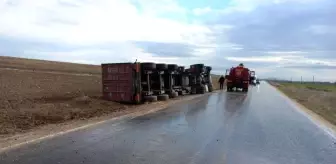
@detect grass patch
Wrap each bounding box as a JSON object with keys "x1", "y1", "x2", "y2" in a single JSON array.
[
  {"x1": 279, "y1": 82, "x2": 336, "y2": 92},
  {"x1": 273, "y1": 81, "x2": 336, "y2": 126},
  {"x1": 211, "y1": 74, "x2": 221, "y2": 90}
]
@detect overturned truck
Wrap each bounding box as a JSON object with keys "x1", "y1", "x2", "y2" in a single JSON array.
[{"x1": 101, "y1": 62, "x2": 214, "y2": 104}]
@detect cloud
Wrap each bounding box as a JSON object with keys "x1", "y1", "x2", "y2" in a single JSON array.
[
  {"x1": 0, "y1": 0, "x2": 212, "y2": 45},
  {"x1": 1, "y1": 0, "x2": 336, "y2": 81},
  {"x1": 193, "y1": 7, "x2": 212, "y2": 16},
  {"x1": 200, "y1": 0, "x2": 336, "y2": 80},
  {"x1": 284, "y1": 65, "x2": 336, "y2": 70},
  {"x1": 133, "y1": 0, "x2": 187, "y2": 16},
  {"x1": 0, "y1": 0, "x2": 219, "y2": 65},
  {"x1": 226, "y1": 54, "x2": 336, "y2": 66},
  {"x1": 133, "y1": 41, "x2": 196, "y2": 57},
  {"x1": 212, "y1": 0, "x2": 336, "y2": 51}
]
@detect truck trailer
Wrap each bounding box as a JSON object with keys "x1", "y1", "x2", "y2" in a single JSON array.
[{"x1": 102, "y1": 62, "x2": 213, "y2": 104}]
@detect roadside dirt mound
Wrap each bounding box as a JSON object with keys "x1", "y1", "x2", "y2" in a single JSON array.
[
  {"x1": 0, "y1": 56, "x2": 100, "y2": 74},
  {"x1": 0, "y1": 57, "x2": 118, "y2": 135},
  {"x1": 0, "y1": 95, "x2": 128, "y2": 135}
]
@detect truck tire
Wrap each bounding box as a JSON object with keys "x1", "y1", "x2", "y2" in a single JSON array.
[
  {"x1": 157, "y1": 94, "x2": 169, "y2": 101},
  {"x1": 191, "y1": 88, "x2": 197, "y2": 94},
  {"x1": 197, "y1": 85, "x2": 206, "y2": 94},
  {"x1": 156, "y1": 63, "x2": 168, "y2": 70},
  {"x1": 243, "y1": 88, "x2": 249, "y2": 92},
  {"x1": 192, "y1": 64, "x2": 204, "y2": 69},
  {"x1": 168, "y1": 64, "x2": 178, "y2": 71},
  {"x1": 178, "y1": 66, "x2": 185, "y2": 72},
  {"x1": 178, "y1": 91, "x2": 185, "y2": 96},
  {"x1": 144, "y1": 95, "x2": 158, "y2": 102},
  {"x1": 206, "y1": 66, "x2": 212, "y2": 71},
  {"x1": 192, "y1": 64, "x2": 205, "y2": 73},
  {"x1": 170, "y1": 91, "x2": 178, "y2": 98},
  {"x1": 142, "y1": 63, "x2": 156, "y2": 70}
]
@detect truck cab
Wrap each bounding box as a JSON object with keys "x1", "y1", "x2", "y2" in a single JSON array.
[{"x1": 249, "y1": 71, "x2": 257, "y2": 85}]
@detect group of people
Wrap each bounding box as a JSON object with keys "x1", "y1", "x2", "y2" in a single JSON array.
[{"x1": 217, "y1": 63, "x2": 245, "y2": 90}]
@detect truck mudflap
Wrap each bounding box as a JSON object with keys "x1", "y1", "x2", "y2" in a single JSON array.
[{"x1": 226, "y1": 79, "x2": 249, "y2": 92}]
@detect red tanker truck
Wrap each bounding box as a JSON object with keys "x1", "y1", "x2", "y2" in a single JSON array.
[{"x1": 225, "y1": 63, "x2": 250, "y2": 92}]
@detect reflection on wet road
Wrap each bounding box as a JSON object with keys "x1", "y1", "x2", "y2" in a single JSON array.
[{"x1": 1, "y1": 82, "x2": 335, "y2": 164}]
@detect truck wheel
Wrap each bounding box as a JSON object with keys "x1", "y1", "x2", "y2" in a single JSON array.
[
  {"x1": 192, "y1": 64, "x2": 205, "y2": 73},
  {"x1": 170, "y1": 92, "x2": 178, "y2": 98},
  {"x1": 156, "y1": 63, "x2": 168, "y2": 70},
  {"x1": 178, "y1": 66, "x2": 185, "y2": 72},
  {"x1": 178, "y1": 91, "x2": 185, "y2": 96},
  {"x1": 206, "y1": 66, "x2": 212, "y2": 72},
  {"x1": 197, "y1": 85, "x2": 206, "y2": 94},
  {"x1": 142, "y1": 63, "x2": 156, "y2": 70},
  {"x1": 200, "y1": 88, "x2": 205, "y2": 94},
  {"x1": 191, "y1": 88, "x2": 197, "y2": 94},
  {"x1": 144, "y1": 95, "x2": 158, "y2": 102},
  {"x1": 157, "y1": 94, "x2": 169, "y2": 101},
  {"x1": 242, "y1": 88, "x2": 248, "y2": 92},
  {"x1": 168, "y1": 64, "x2": 178, "y2": 71}
]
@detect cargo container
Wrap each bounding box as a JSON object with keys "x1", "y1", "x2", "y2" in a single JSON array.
[{"x1": 102, "y1": 63, "x2": 141, "y2": 104}]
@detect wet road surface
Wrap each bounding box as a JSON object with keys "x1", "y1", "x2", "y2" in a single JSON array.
[{"x1": 1, "y1": 82, "x2": 335, "y2": 164}]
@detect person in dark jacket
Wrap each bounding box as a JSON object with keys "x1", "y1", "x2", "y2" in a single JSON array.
[{"x1": 218, "y1": 75, "x2": 225, "y2": 90}]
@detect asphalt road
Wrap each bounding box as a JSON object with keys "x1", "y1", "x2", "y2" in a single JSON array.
[{"x1": 1, "y1": 82, "x2": 335, "y2": 164}]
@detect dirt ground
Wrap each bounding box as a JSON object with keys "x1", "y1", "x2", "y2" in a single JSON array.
[
  {"x1": 0, "y1": 56, "x2": 101, "y2": 75},
  {"x1": 271, "y1": 82, "x2": 336, "y2": 126},
  {"x1": 211, "y1": 75, "x2": 221, "y2": 90},
  {"x1": 0, "y1": 56, "x2": 220, "y2": 136}
]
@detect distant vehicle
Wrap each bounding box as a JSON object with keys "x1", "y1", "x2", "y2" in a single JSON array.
[
  {"x1": 225, "y1": 64, "x2": 250, "y2": 92},
  {"x1": 249, "y1": 71, "x2": 257, "y2": 86}
]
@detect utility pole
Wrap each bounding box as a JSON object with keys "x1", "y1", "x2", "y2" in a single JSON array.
[
  {"x1": 301, "y1": 76, "x2": 303, "y2": 83},
  {"x1": 313, "y1": 76, "x2": 315, "y2": 83}
]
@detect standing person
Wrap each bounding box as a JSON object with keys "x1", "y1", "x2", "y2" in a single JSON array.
[{"x1": 218, "y1": 75, "x2": 225, "y2": 90}]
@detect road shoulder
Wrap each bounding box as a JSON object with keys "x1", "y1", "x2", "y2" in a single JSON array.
[{"x1": 268, "y1": 82, "x2": 336, "y2": 139}]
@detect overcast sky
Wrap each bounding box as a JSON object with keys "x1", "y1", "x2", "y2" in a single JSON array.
[{"x1": 0, "y1": 0, "x2": 335, "y2": 81}]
